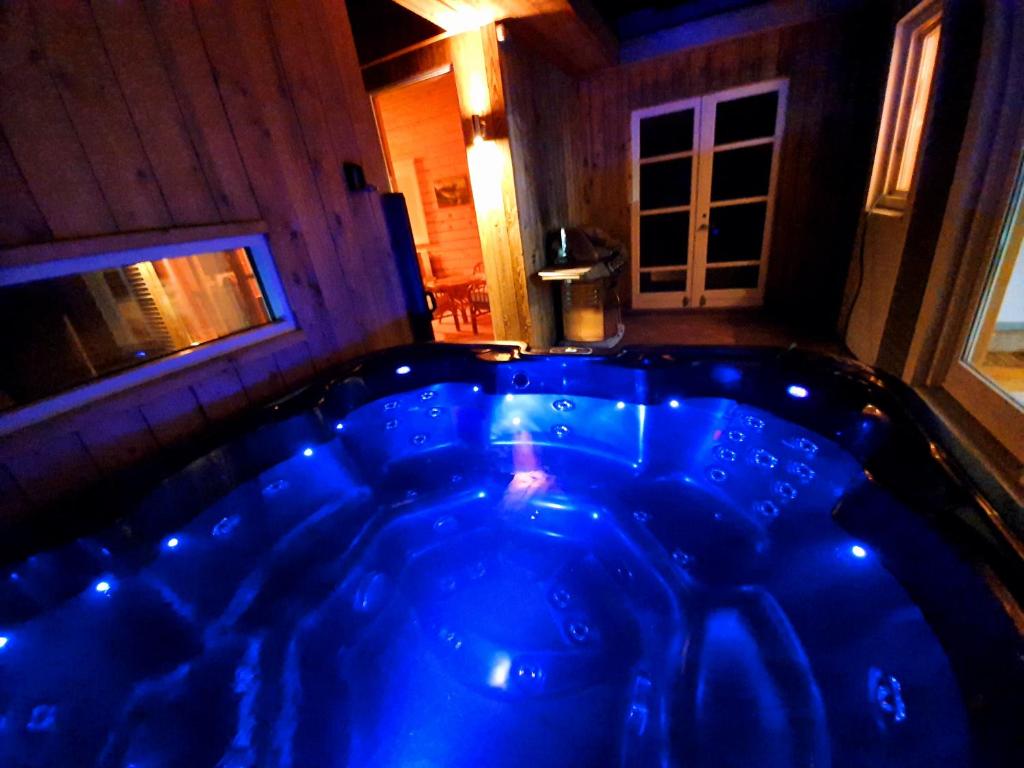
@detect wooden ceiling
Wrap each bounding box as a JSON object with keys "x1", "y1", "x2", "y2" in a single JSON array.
[{"x1": 391, "y1": 0, "x2": 618, "y2": 74}]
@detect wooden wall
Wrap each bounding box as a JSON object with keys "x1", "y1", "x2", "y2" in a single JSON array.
[
  {"x1": 844, "y1": 0, "x2": 983, "y2": 372},
  {"x1": 568, "y1": 4, "x2": 896, "y2": 327},
  {"x1": 363, "y1": 26, "x2": 555, "y2": 347},
  {"x1": 0, "y1": 0, "x2": 410, "y2": 523},
  {"x1": 498, "y1": 22, "x2": 577, "y2": 347},
  {"x1": 375, "y1": 72, "x2": 486, "y2": 277}
]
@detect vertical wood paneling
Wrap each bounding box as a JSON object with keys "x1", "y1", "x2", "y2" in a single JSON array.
[
  {"x1": 571, "y1": 12, "x2": 888, "y2": 325},
  {"x1": 0, "y1": 130, "x2": 51, "y2": 245},
  {"x1": 313, "y1": 0, "x2": 391, "y2": 190},
  {"x1": 0, "y1": 463, "x2": 32, "y2": 521},
  {"x1": 142, "y1": 0, "x2": 260, "y2": 222},
  {"x1": 0, "y1": 0, "x2": 411, "y2": 515},
  {"x1": 89, "y1": 0, "x2": 220, "y2": 226},
  {"x1": 191, "y1": 0, "x2": 347, "y2": 363},
  {"x1": 77, "y1": 408, "x2": 160, "y2": 473},
  {"x1": 191, "y1": 364, "x2": 251, "y2": 423},
  {"x1": 265, "y1": 0, "x2": 391, "y2": 351},
  {"x1": 0, "y1": 1, "x2": 117, "y2": 238},
  {"x1": 274, "y1": 340, "x2": 316, "y2": 387},
  {"x1": 30, "y1": 0, "x2": 172, "y2": 230},
  {"x1": 1, "y1": 432, "x2": 100, "y2": 506},
  {"x1": 139, "y1": 386, "x2": 208, "y2": 448},
  {"x1": 375, "y1": 75, "x2": 486, "y2": 277},
  {"x1": 500, "y1": 26, "x2": 577, "y2": 347},
  {"x1": 235, "y1": 351, "x2": 286, "y2": 405},
  {"x1": 290, "y1": 0, "x2": 412, "y2": 349}
]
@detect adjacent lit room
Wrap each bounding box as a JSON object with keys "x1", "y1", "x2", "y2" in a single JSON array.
[{"x1": 0, "y1": 1, "x2": 1021, "y2": 766}]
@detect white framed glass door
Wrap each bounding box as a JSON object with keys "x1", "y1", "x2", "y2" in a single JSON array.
[
  {"x1": 631, "y1": 79, "x2": 787, "y2": 309},
  {"x1": 631, "y1": 96, "x2": 701, "y2": 309}
]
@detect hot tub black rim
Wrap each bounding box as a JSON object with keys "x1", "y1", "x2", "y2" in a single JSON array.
[{"x1": 2, "y1": 342, "x2": 1021, "y2": 587}]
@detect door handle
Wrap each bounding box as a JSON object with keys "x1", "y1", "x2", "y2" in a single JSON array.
[{"x1": 698, "y1": 223, "x2": 709, "y2": 231}]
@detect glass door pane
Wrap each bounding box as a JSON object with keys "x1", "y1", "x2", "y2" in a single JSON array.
[
  {"x1": 634, "y1": 102, "x2": 699, "y2": 306},
  {"x1": 964, "y1": 163, "x2": 1024, "y2": 407},
  {"x1": 695, "y1": 85, "x2": 784, "y2": 302}
]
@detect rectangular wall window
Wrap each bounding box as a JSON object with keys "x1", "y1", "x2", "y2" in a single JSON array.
[
  {"x1": 867, "y1": 0, "x2": 943, "y2": 213},
  {"x1": 0, "y1": 234, "x2": 293, "y2": 432}
]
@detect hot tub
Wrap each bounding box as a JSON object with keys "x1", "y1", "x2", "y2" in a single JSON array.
[{"x1": 0, "y1": 344, "x2": 1021, "y2": 767}]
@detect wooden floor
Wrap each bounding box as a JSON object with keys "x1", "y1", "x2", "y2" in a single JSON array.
[
  {"x1": 432, "y1": 313, "x2": 494, "y2": 343},
  {"x1": 618, "y1": 309, "x2": 847, "y2": 355}
]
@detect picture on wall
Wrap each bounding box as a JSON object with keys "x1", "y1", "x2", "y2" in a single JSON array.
[{"x1": 433, "y1": 175, "x2": 471, "y2": 208}]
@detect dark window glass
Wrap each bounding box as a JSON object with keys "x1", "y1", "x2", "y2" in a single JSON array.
[
  {"x1": 640, "y1": 212, "x2": 689, "y2": 268},
  {"x1": 706, "y1": 203, "x2": 768, "y2": 263},
  {"x1": 710, "y1": 145, "x2": 773, "y2": 201},
  {"x1": 639, "y1": 110, "x2": 694, "y2": 157},
  {"x1": 640, "y1": 158, "x2": 692, "y2": 210},
  {"x1": 640, "y1": 270, "x2": 687, "y2": 293},
  {"x1": 714, "y1": 92, "x2": 779, "y2": 145},
  {"x1": 0, "y1": 249, "x2": 273, "y2": 412},
  {"x1": 704, "y1": 265, "x2": 760, "y2": 290}
]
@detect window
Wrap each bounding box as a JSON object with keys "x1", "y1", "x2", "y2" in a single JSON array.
[
  {"x1": 631, "y1": 79, "x2": 786, "y2": 310},
  {"x1": 958, "y1": 154, "x2": 1024, "y2": 429},
  {"x1": 926, "y1": 150, "x2": 1024, "y2": 470},
  {"x1": 867, "y1": 0, "x2": 943, "y2": 213},
  {"x1": 0, "y1": 234, "x2": 293, "y2": 432}
]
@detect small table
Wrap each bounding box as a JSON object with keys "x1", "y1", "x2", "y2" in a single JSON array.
[{"x1": 426, "y1": 274, "x2": 476, "y2": 328}]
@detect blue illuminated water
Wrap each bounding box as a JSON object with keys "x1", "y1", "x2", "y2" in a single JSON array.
[{"x1": 0, "y1": 386, "x2": 976, "y2": 766}]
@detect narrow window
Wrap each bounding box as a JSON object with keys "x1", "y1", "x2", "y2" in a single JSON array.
[
  {"x1": 0, "y1": 235, "x2": 292, "y2": 428},
  {"x1": 868, "y1": 0, "x2": 943, "y2": 212}
]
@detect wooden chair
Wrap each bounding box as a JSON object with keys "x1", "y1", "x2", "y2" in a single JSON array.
[{"x1": 468, "y1": 278, "x2": 490, "y2": 335}]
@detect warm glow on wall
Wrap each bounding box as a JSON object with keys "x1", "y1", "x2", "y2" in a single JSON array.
[
  {"x1": 465, "y1": 70, "x2": 490, "y2": 115},
  {"x1": 467, "y1": 139, "x2": 504, "y2": 213},
  {"x1": 391, "y1": 1, "x2": 496, "y2": 33}
]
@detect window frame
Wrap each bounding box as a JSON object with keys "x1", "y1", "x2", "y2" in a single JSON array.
[
  {"x1": 867, "y1": 0, "x2": 943, "y2": 215},
  {"x1": 903, "y1": 0, "x2": 1024, "y2": 504},
  {"x1": 0, "y1": 232, "x2": 295, "y2": 435},
  {"x1": 934, "y1": 149, "x2": 1024, "y2": 463}
]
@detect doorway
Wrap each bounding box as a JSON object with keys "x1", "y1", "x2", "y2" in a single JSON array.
[
  {"x1": 630, "y1": 79, "x2": 787, "y2": 310},
  {"x1": 373, "y1": 71, "x2": 493, "y2": 342}
]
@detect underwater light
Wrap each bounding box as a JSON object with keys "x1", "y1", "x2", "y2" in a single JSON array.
[
  {"x1": 505, "y1": 393, "x2": 514, "y2": 402},
  {"x1": 512, "y1": 416, "x2": 522, "y2": 426},
  {"x1": 0, "y1": 636, "x2": 8, "y2": 649},
  {"x1": 669, "y1": 399, "x2": 680, "y2": 408},
  {"x1": 616, "y1": 401, "x2": 626, "y2": 410},
  {"x1": 94, "y1": 580, "x2": 111, "y2": 594},
  {"x1": 302, "y1": 447, "x2": 314, "y2": 458},
  {"x1": 335, "y1": 422, "x2": 344, "y2": 431},
  {"x1": 395, "y1": 365, "x2": 411, "y2": 375},
  {"x1": 164, "y1": 536, "x2": 180, "y2": 550},
  {"x1": 472, "y1": 385, "x2": 480, "y2": 392},
  {"x1": 851, "y1": 545, "x2": 867, "y2": 558},
  {"x1": 787, "y1": 384, "x2": 810, "y2": 399}
]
